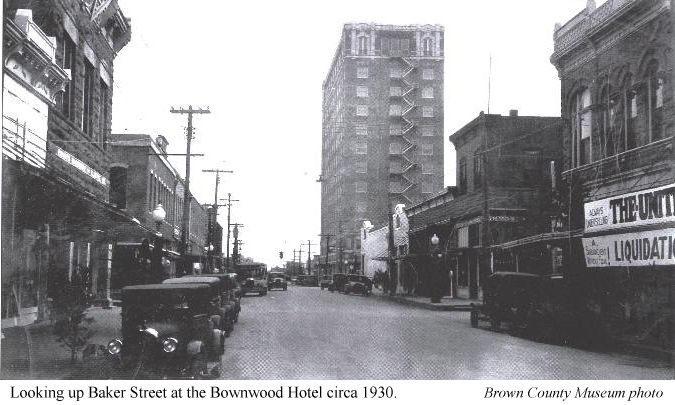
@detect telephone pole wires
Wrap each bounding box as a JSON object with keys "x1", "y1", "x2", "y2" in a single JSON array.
[
  {"x1": 170, "y1": 105, "x2": 210, "y2": 275},
  {"x1": 202, "y1": 169, "x2": 233, "y2": 271}
]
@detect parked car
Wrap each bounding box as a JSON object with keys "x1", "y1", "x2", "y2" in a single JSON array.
[
  {"x1": 224, "y1": 273, "x2": 242, "y2": 321},
  {"x1": 481, "y1": 272, "x2": 542, "y2": 333},
  {"x1": 267, "y1": 272, "x2": 288, "y2": 291},
  {"x1": 327, "y1": 273, "x2": 348, "y2": 292},
  {"x1": 106, "y1": 283, "x2": 222, "y2": 379},
  {"x1": 242, "y1": 276, "x2": 267, "y2": 296},
  {"x1": 178, "y1": 274, "x2": 239, "y2": 334},
  {"x1": 343, "y1": 274, "x2": 373, "y2": 296},
  {"x1": 319, "y1": 276, "x2": 332, "y2": 290}
]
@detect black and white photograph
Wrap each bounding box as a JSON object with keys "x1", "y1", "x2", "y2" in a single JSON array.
[{"x1": 1, "y1": 0, "x2": 674, "y2": 384}]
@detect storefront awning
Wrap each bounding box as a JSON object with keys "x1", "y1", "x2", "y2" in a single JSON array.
[{"x1": 494, "y1": 229, "x2": 584, "y2": 250}]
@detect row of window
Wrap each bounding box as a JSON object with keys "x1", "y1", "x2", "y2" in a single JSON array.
[
  {"x1": 351, "y1": 142, "x2": 435, "y2": 155},
  {"x1": 148, "y1": 173, "x2": 184, "y2": 227},
  {"x1": 570, "y1": 63, "x2": 668, "y2": 167},
  {"x1": 347, "y1": 124, "x2": 437, "y2": 137},
  {"x1": 356, "y1": 105, "x2": 436, "y2": 117},
  {"x1": 55, "y1": 33, "x2": 109, "y2": 147},
  {"x1": 356, "y1": 35, "x2": 437, "y2": 57},
  {"x1": 356, "y1": 67, "x2": 435, "y2": 80}
]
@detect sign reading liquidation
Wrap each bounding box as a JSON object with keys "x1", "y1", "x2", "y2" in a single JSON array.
[
  {"x1": 582, "y1": 229, "x2": 675, "y2": 267},
  {"x1": 584, "y1": 183, "x2": 675, "y2": 233}
]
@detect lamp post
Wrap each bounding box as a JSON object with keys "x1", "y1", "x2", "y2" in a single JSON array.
[
  {"x1": 430, "y1": 233, "x2": 442, "y2": 303},
  {"x1": 151, "y1": 204, "x2": 166, "y2": 282}
]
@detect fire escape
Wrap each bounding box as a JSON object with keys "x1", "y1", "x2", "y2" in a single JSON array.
[{"x1": 389, "y1": 56, "x2": 417, "y2": 204}]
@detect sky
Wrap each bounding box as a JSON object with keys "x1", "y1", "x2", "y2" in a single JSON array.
[{"x1": 112, "y1": 0, "x2": 593, "y2": 267}]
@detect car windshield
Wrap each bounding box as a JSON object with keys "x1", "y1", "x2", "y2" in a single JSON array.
[
  {"x1": 347, "y1": 275, "x2": 368, "y2": 282},
  {"x1": 268, "y1": 273, "x2": 284, "y2": 279}
]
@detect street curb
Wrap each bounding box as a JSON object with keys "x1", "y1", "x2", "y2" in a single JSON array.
[{"x1": 371, "y1": 292, "x2": 474, "y2": 311}]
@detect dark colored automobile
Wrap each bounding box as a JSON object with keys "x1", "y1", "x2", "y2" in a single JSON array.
[
  {"x1": 106, "y1": 283, "x2": 222, "y2": 379},
  {"x1": 296, "y1": 275, "x2": 318, "y2": 286},
  {"x1": 319, "y1": 276, "x2": 332, "y2": 290},
  {"x1": 481, "y1": 272, "x2": 542, "y2": 332},
  {"x1": 178, "y1": 274, "x2": 240, "y2": 334},
  {"x1": 224, "y1": 273, "x2": 242, "y2": 321},
  {"x1": 343, "y1": 275, "x2": 373, "y2": 296},
  {"x1": 267, "y1": 272, "x2": 288, "y2": 291},
  {"x1": 327, "y1": 273, "x2": 348, "y2": 292}
]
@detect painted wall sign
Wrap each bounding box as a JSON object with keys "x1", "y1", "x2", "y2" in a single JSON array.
[
  {"x1": 54, "y1": 146, "x2": 108, "y2": 186},
  {"x1": 582, "y1": 228, "x2": 675, "y2": 267},
  {"x1": 584, "y1": 183, "x2": 675, "y2": 233}
]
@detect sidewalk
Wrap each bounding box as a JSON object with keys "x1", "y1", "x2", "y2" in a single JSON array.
[
  {"x1": 371, "y1": 287, "x2": 480, "y2": 311},
  {"x1": 0, "y1": 306, "x2": 121, "y2": 379}
]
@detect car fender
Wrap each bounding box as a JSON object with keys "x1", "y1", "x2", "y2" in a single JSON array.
[{"x1": 187, "y1": 340, "x2": 204, "y2": 356}]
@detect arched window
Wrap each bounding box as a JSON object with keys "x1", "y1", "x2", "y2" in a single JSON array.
[
  {"x1": 646, "y1": 62, "x2": 664, "y2": 142},
  {"x1": 358, "y1": 36, "x2": 368, "y2": 55},
  {"x1": 598, "y1": 84, "x2": 616, "y2": 158},
  {"x1": 422, "y1": 37, "x2": 433, "y2": 56},
  {"x1": 571, "y1": 88, "x2": 592, "y2": 166}
]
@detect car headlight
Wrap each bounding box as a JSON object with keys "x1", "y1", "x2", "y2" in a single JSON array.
[
  {"x1": 107, "y1": 339, "x2": 123, "y2": 355},
  {"x1": 161, "y1": 337, "x2": 178, "y2": 353}
]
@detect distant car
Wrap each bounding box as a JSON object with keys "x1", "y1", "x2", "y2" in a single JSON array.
[
  {"x1": 327, "y1": 273, "x2": 348, "y2": 293},
  {"x1": 242, "y1": 277, "x2": 267, "y2": 296},
  {"x1": 343, "y1": 274, "x2": 372, "y2": 296},
  {"x1": 296, "y1": 275, "x2": 318, "y2": 286},
  {"x1": 319, "y1": 276, "x2": 332, "y2": 290},
  {"x1": 267, "y1": 272, "x2": 288, "y2": 291}
]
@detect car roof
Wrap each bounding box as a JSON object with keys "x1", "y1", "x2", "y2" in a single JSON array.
[
  {"x1": 122, "y1": 283, "x2": 211, "y2": 292},
  {"x1": 188, "y1": 273, "x2": 229, "y2": 280},
  {"x1": 488, "y1": 272, "x2": 540, "y2": 278},
  {"x1": 165, "y1": 276, "x2": 220, "y2": 285}
]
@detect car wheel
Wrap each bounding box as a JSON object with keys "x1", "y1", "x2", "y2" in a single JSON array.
[{"x1": 189, "y1": 352, "x2": 207, "y2": 379}]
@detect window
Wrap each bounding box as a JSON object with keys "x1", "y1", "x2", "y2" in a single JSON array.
[
  {"x1": 420, "y1": 144, "x2": 433, "y2": 155},
  {"x1": 598, "y1": 85, "x2": 615, "y2": 159},
  {"x1": 390, "y1": 123, "x2": 402, "y2": 136},
  {"x1": 422, "y1": 106, "x2": 434, "y2": 117},
  {"x1": 468, "y1": 223, "x2": 480, "y2": 246},
  {"x1": 355, "y1": 181, "x2": 367, "y2": 193},
  {"x1": 389, "y1": 104, "x2": 402, "y2": 116},
  {"x1": 473, "y1": 155, "x2": 482, "y2": 189},
  {"x1": 422, "y1": 127, "x2": 434, "y2": 137},
  {"x1": 58, "y1": 34, "x2": 76, "y2": 120},
  {"x1": 422, "y1": 87, "x2": 434, "y2": 98},
  {"x1": 389, "y1": 180, "x2": 401, "y2": 193},
  {"x1": 625, "y1": 84, "x2": 638, "y2": 150},
  {"x1": 571, "y1": 88, "x2": 592, "y2": 166},
  {"x1": 357, "y1": 67, "x2": 368, "y2": 78},
  {"x1": 457, "y1": 227, "x2": 468, "y2": 248},
  {"x1": 355, "y1": 142, "x2": 367, "y2": 154},
  {"x1": 390, "y1": 86, "x2": 402, "y2": 97},
  {"x1": 647, "y1": 64, "x2": 664, "y2": 142},
  {"x1": 458, "y1": 157, "x2": 467, "y2": 194},
  {"x1": 82, "y1": 61, "x2": 95, "y2": 136},
  {"x1": 356, "y1": 105, "x2": 368, "y2": 116},
  {"x1": 421, "y1": 162, "x2": 434, "y2": 173},
  {"x1": 355, "y1": 124, "x2": 368, "y2": 136},
  {"x1": 390, "y1": 67, "x2": 402, "y2": 78},
  {"x1": 422, "y1": 176, "x2": 434, "y2": 193},
  {"x1": 422, "y1": 69, "x2": 434, "y2": 80},
  {"x1": 99, "y1": 80, "x2": 109, "y2": 148},
  {"x1": 109, "y1": 167, "x2": 127, "y2": 208},
  {"x1": 390, "y1": 160, "x2": 402, "y2": 173},
  {"x1": 355, "y1": 161, "x2": 367, "y2": 173},
  {"x1": 356, "y1": 86, "x2": 368, "y2": 98},
  {"x1": 358, "y1": 36, "x2": 368, "y2": 55},
  {"x1": 389, "y1": 143, "x2": 402, "y2": 155},
  {"x1": 422, "y1": 38, "x2": 433, "y2": 56}
]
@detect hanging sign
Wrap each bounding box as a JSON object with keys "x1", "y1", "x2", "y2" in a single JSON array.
[
  {"x1": 584, "y1": 183, "x2": 675, "y2": 233},
  {"x1": 582, "y1": 228, "x2": 675, "y2": 267}
]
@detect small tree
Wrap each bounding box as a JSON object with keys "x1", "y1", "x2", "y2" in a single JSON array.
[{"x1": 52, "y1": 266, "x2": 94, "y2": 363}]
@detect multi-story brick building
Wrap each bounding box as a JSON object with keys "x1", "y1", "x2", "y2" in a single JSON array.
[
  {"x1": 2, "y1": 0, "x2": 130, "y2": 323},
  {"x1": 550, "y1": 0, "x2": 674, "y2": 348},
  {"x1": 321, "y1": 23, "x2": 444, "y2": 274},
  {"x1": 406, "y1": 111, "x2": 563, "y2": 299},
  {"x1": 108, "y1": 133, "x2": 214, "y2": 290}
]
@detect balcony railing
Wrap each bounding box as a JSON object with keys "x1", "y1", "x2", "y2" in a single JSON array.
[{"x1": 2, "y1": 115, "x2": 47, "y2": 169}]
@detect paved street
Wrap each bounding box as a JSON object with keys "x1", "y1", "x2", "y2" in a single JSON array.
[{"x1": 219, "y1": 286, "x2": 673, "y2": 380}]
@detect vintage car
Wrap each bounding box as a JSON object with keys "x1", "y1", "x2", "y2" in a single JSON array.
[
  {"x1": 327, "y1": 273, "x2": 348, "y2": 292},
  {"x1": 106, "y1": 283, "x2": 222, "y2": 379},
  {"x1": 241, "y1": 276, "x2": 267, "y2": 296},
  {"x1": 296, "y1": 275, "x2": 318, "y2": 286},
  {"x1": 343, "y1": 274, "x2": 373, "y2": 296},
  {"x1": 224, "y1": 273, "x2": 242, "y2": 321},
  {"x1": 267, "y1": 272, "x2": 288, "y2": 291},
  {"x1": 481, "y1": 272, "x2": 542, "y2": 332},
  {"x1": 174, "y1": 275, "x2": 236, "y2": 336},
  {"x1": 319, "y1": 275, "x2": 332, "y2": 290}
]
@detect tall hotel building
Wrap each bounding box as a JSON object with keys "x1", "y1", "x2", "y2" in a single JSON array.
[{"x1": 321, "y1": 23, "x2": 444, "y2": 273}]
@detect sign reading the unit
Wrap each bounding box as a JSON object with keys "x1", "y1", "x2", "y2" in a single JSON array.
[
  {"x1": 582, "y1": 229, "x2": 675, "y2": 267},
  {"x1": 584, "y1": 183, "x2": 675, "y2": 233}
]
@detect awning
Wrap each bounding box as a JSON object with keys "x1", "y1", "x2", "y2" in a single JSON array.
[{"x1": 494, "y1": 229, "x2": 584, "y2": 250}]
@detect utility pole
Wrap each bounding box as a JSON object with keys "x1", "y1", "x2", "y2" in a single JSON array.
[
  {"x1": 230, "y1": 223, "x2": 244, "y2": 267},
  {"x1": 303, "y1": 240, "x2": 315, "y2": 276},
  {"x1": 319, "y1": 233, "x2": 332, "y2": 276},
  {"x1": 170, "y1": 105, "x2": 210, "y2": 275},
  {"x1": 202, "y1": 169, "x2": 232, "y2": 271},
  {"x1": 292, "y1": 249, "x2": 297, "y2": 276},
  {"x1": 220, "y1": 194, "x2": 239, "y2": 270},
  {"x1": 298, "y1": 246, "x2": 304, "y2": 275}
]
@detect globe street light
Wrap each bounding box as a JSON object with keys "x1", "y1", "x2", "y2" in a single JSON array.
[
  {"x1": 430, "y1": 233, "x2": 442, "y2": 304},
  {"x1": 152, "y1": 204, "x2": 166, "y2": 234},
  {"x1": 151, "y1": 203, "x2": 167, "y2": 282}
]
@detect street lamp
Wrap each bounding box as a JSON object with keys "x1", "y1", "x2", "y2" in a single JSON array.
[
  {"x1": 151, "y1": 204, "x2": 167, "y2": 282},
  {"x1": 430, "y1": 233, "x2": 442, "y2": 304}
]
